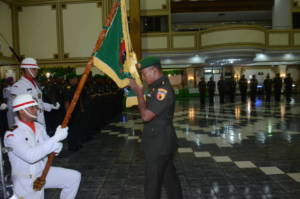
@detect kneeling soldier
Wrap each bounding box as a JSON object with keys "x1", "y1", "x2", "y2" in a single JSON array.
[{"x1": 4, "y1": 94, "x2": 81, "y2": 199}]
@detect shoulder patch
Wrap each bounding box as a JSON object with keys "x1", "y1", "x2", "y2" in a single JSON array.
[{"x1": 156, "y1": 88, "x2": 167, "y2": 101}]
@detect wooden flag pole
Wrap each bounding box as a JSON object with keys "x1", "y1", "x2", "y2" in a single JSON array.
[{"x1": 33, "y1": 2, "x2": 120, "y2": 191}]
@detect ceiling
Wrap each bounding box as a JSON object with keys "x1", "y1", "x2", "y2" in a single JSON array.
[{"x1": 144, "y1": 48, "x2": 300, "y2": 68}]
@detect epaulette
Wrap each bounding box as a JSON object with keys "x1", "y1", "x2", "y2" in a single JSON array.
[{"x1": 8, "y1": 125, "x2": 18, "y2": 131}]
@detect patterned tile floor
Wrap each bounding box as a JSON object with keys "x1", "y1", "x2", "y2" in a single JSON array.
[{"x1": 46, "y1": 97, "x2": 300, "y2": 199}]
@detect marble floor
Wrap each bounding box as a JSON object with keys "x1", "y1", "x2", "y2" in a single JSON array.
[{"x1": 45, "y1": 97, "x2": 300, "y2": 199}]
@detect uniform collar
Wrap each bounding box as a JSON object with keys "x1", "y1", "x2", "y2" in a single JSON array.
[
  {"x1": 16, "y1": 119, "x2": 37, "y2": 134},
  {"x1": 149, "y1": 75, "x2": 166, "y2": 89},
  {"x1": 19, "y1": 120, "x2": 36, "y2": 134},
  {"x1": 23, "y1": 75, "x2": 37, "y2": 88}
]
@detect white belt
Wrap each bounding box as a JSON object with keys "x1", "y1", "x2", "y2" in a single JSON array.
[
  {"x1": 9, "y1": 194, "x2": 25, "y2": 199},
  {"x1": 12, "y1": 172, "x2": 35, "y2": 179}
]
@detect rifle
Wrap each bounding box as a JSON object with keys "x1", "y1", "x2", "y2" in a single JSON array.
[
  {"x1": 32, "y1": 2, "x2": 120, "y2": 191},
  {"x1": 0, "y1": 33, "x2": 22, "y2": 63}
]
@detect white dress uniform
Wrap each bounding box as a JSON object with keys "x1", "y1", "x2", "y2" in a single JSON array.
[
  {"x1": 3, "y1": 85, "x2": 14, "y2": 128},
  {"x1": 4, "y1": 119, "x2": 81, "y2": 199},
  {"x1": 10, "y1": 76, "x2": 54, "y2": 126}
]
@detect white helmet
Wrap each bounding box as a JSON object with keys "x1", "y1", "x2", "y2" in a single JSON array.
[
  {"x1": 20, "y1": 57, "x2": 40, "y2": 69},
  {"x1": 12, "y1": 94, "x2": 38, "y2": 112}
]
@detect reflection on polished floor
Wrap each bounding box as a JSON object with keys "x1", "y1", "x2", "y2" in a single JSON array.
[{"x1": 46, "y1": 97, "x2": 300, "y2": 199}]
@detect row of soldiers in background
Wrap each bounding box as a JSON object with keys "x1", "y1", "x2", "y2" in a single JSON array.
[
  {"x1": 40, "y1": 73, "x2": 123, "y2": 152},
  {"x1": 0, "y1": 73, "x2": 123, "y2": 152},
  {"x1": 198, "y1": 73, "x2": 294, "y2": 105}
]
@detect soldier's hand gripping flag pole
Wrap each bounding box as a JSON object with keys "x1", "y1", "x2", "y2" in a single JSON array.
[
  {"x1": 32, "y1": 2, "x2": 120, "y2": 191},
  {"x1": 93, "y1": 0, "x2": 143, "y2": 107}
]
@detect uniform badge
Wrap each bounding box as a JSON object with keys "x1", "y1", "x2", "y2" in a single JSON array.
[
  {"x1": 38, "y1": 93, "x2": 42, "y2": 99},
  {"x1": 156, "y1": 88, "x2": 167, "y2": 101}
]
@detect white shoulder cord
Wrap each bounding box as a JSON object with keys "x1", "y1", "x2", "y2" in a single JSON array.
[{"x1": 23, "y1": 109, "x2": 37, "y2": 119}]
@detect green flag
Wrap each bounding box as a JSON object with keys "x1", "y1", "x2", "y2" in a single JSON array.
[{"x1": 93, "y1": 4, "x2": 132, "y2": 88}]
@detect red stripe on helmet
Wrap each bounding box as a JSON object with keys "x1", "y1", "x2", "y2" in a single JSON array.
[{"x1": 13, "y1": 101, "x2": 36, "y2": 109}]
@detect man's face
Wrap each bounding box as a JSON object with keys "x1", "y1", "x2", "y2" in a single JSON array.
[
  {"x1": 25, "y1": 68, "x2": 39, "y2": 78},
  {"x1": 20, "y1": 105, "x2": 38, "y2": 120},
  {"x1": 141, "y1": 67, "x2": 155, "y2": 85}
]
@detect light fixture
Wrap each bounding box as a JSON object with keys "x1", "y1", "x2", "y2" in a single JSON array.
[
  {"x1": 255, "y1": 53, "x2": 268, "y2": 61},
  {"x1": 280, "y1": 73, "x2": 286, "y2": 78},
  {"x1": 188, "y1": 76, "x2": 194, "y2": 81},
  {"x1": 45, "y1": 72, "x2": 51, "y2": 78},
  {"x1": 190, "y1": 55, "x2": 204, "y2": 63},
  {"x1": 163, "y1": 58, "x2": 173, "y2": 64},
  {"x1": 283, "y1": 53, "x2": 294, "y2": 60}
]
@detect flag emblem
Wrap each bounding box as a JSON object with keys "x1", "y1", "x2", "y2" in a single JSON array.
[{"x1": 156, "y1": 88, "x2": 167, "y2": 101}]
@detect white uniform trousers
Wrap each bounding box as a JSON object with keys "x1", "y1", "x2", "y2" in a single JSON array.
[{"x1": 44, "y1": 167, "x2": 81, "y2": 199}]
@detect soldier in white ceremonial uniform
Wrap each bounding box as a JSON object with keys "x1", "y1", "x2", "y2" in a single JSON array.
[
  {"x1": 10, "y1": 58, "x2": 60, "y2": 126},
  {"x1": 4, "y1": 94, "x2": 81, "y2": 199}
]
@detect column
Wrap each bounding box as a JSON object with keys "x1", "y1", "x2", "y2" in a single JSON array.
[
  {"x1": 272, "y1": 0, "x2": 292, "y2": 29},
  {"x1": 129, "y1": 0, "x2": 141, "y2": 60},
  {"x1": 186, "y1": 68, "x2": 195, "y2": 88},
  {"x1": 278, "y1": 65, "x2": 287, "y2": 78},
  {"x1": 233, "y1": 66, "x2": 241, "y2": 80}
]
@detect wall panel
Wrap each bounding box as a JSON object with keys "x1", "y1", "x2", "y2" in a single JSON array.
[
  {"x1": 268, "y1": 32, "x2": 290, "y2": 46},
  {"x1": 19, "y1": 5, "x2": 57, "y2": 59},
  {"x1": 141, "y1": 0, "x2": 167, "y2": 10},
  {"x1": 0, "y1": 1, "x2": 13, "y2": 57},
  {"x1": 294, "y1": 32, "x2": 300, "y2": 46},
  {"x1": 172, "y1": 35, "x2": 196, "y2": 49},
  {"x1": 201, "y1": 29, "x2": 265, "y2": 47},
  {"x1": 63, "y1": 2, "x2": 102, "y2": 58},
  {"x1": 142, "y1": 35, "x2": 168, "y2": 50}
]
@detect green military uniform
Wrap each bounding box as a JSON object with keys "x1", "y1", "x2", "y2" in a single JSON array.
[
  {"x1": 63, "y1": 73, "x2": 83, "y2": 151},
  {"x1": 284, "y1": 75, "x2": 293, "y2": 102},
  {"x1": 140, "y1": 57, "x2": 182, "y2": 199}
]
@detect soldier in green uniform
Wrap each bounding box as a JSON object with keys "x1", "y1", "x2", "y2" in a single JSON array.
[
  {"x1": 129, "y1": 56, "x2": 183, "y2": 199},
  {"x1": 263, "y1": 74, "x2": 272, "y2": 102},
  {"x1": 207, "y1": 76, "x2": 216, "y2": 105},
  {"x1": 273, "y1": 73, "x2": 282, "y2": 102},
  {"x1": 284, "y1": 73, "x2": 293, "y2": 102},
  {"x1": 250, "y1": 75, "x2": 258, "y2": 103},
  {"x1": 239, "y1": 75, "x2": 248, "y2": 103},
  {"x1": 217, "y1": 75, "x2": 225, "y2": 104},
  {"x1": 198, "y1": 77, "x2": 206, "y2": 105},
  {"x1": 63, "y1": 73, "x2": 83, "y2": 151}
]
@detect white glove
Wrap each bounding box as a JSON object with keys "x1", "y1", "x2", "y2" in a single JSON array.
[
  {"x1": 9, "y1": 194, "x2": 19, "y2": 199},
  {"x1": 52, "y1": 102, "x2": 60, "y2": 110},
  {"x1": 52, "y1": 125, "x2": 68, "y2": 142},
  {"x1": 53, "y1": 142, "x2": 63, "y2": 155},
  {"x1": 0, "y1": 103, "x2": 7, "y2": 110}
]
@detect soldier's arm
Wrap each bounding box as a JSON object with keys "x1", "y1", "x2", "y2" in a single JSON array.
[
  {"x1": 129, "y1": 80, "x2": 155, "y2": 122},
  {"x1": 4, "y1": 131, "x2": 58, "y2": 164}
]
